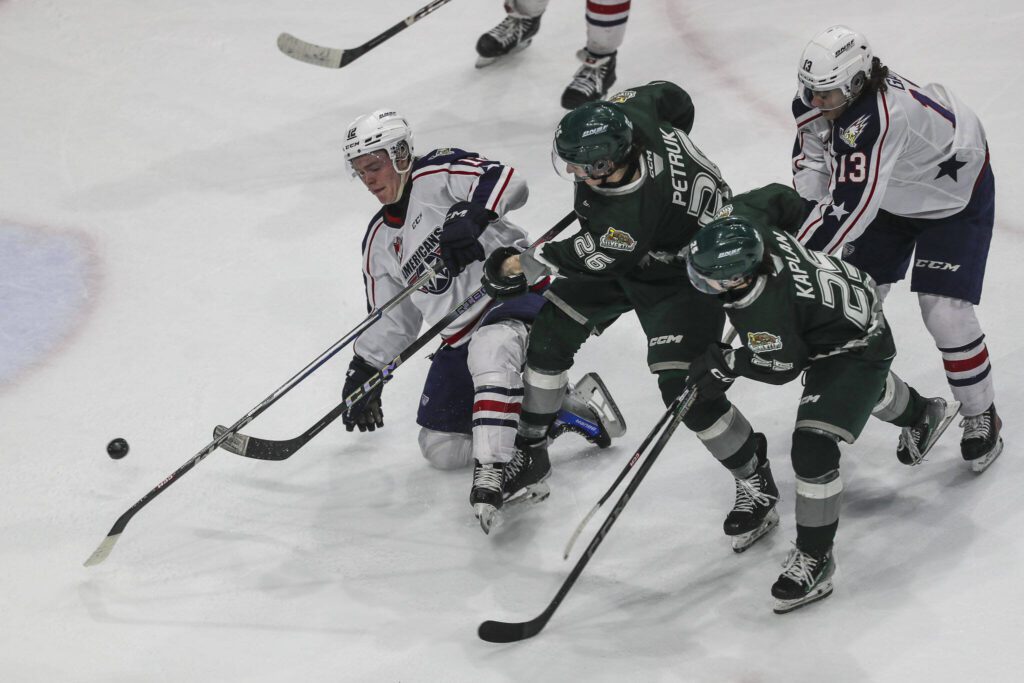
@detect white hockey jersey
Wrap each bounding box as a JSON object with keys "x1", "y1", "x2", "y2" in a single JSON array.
[
  {"x1": 353, "y1": 148, "x2": 529, "y2": 369},
  {"x1": 791, "y1": 72, "x2": 989, "y2": 255}
]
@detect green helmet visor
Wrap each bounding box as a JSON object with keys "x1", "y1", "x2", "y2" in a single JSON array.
[{"x1": 550, "y1": 139, "x2": 619, "y2": 182}]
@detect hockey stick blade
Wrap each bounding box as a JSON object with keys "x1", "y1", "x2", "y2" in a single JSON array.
[
  {"x1": 277, "y1": 0, "x2": 455, "y2": 69},
  {"x1": 212, "y1": 424, "x2": 304, "y2": 461},
  {"x1": 479, "y1": 607, "x2": 555, "y2": 643},
  {"x1": 277, "y1": 33, "x2": 344, "y2": 68}
]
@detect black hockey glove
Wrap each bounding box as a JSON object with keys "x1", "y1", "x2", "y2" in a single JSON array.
[
  {"x1": 685, "y1": 343, "x2": 738, "y2": 401},
  {"x1": 481, "y1": 246, "x2": 528, "y2": 300},
  {"x1": 439, "y1": 201, "x2": 497, "y2": 275},
  {"x1": 342, "y1": 356, "x2": 386, "y2": 432}
]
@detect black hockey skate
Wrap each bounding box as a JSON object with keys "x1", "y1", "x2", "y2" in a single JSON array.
[
  {"x1": 724, "y1": 434, "x2": 780, "y2": 553},
  {"x1": 475, "y1": 14, "x2": 541, "y2": 68},
  {"x1": 471, "y1": 440, "x2": 551, "y2": 534},
  {"x1": 960, "y1": 403, "x2": 1003, "y2": 473},
  {"x1": 896, "y1": 396, "x2": 961, "y2": 466},
  {"x1": 771, "y1": 545, "x2": 836, "y2": 614},
  {"x1": 560, "y1": 49, "x2": 617, "y2": 110},
  {"x1": 549, "y1": 372, "x2": 627, "y2": 449}
]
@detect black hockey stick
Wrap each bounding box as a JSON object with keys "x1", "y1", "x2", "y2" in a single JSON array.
[
  {"x1": 213, "y1": 211, "x2": 579, "y2": 461},
  {"x1": 83, "y1": 263, "x2": 443, "y2": 567},
  {"x1": 561, "y1": 325, "x2": 737, "y2": 558},
  {"x1": 478, "y1": 387, "x2": 698, "y2": 643},
  {"x1": 277, "y1": 0, "x2": 455, "y2": 69}
]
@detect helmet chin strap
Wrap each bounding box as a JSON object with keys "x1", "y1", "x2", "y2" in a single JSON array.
[{"x1": 387, "y1": 156, "x2": 413, "y2": 205}]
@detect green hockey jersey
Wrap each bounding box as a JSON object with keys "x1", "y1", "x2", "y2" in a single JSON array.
[{"x1": 722, "y1": 222, "x2": 891, "y2": 385}]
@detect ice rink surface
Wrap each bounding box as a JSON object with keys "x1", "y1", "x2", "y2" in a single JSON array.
[{"x1": 1, "y1": 1, "x2": 1021, "y2": 680}]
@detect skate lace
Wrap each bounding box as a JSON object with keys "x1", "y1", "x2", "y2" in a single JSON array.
[
  {"x1": 733, "y1": 473, "x2": 777, "y2": 513},
  {"x1": 779, "y1": 547, "x2": 819, "y2": 587},
  {"x1": 568, "y1": 58, "x2": 609, "y2": 96},
  {"x1": 487, "y1": 16, "x2": 527, "y2": 48},
  {"x1": 959, "y1": 412, "x2": 992, "y2": 441},
  {"x1": 473, "y1": 465, "x2": 504, "y2": 493}
]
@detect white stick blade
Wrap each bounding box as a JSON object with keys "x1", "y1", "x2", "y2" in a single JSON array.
[
  {"x1": 276, "y1": 33, "x2": 343, "y2": 68},
  {"x1": 83, "y1": 534, "x2": 120, "y2": 567}
]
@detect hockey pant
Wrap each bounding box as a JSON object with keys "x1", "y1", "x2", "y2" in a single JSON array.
[
  {"x1": 418, "y1": 319, "x2": 529, "y2": 470},
  {"x1": 504, "y1": 0, "x2": 630, "y2": 56}
]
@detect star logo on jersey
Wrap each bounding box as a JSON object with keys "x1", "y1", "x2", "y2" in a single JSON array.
[
  {"x1": 936, "y1": 154, "x2": 967, "y2": 181},
  {"x1": 828, "y1": 202, "x2": 849, "y2": 221},
  {"x1": 839, "y1": 114, "x2": 870, "y2": 147},
  {"x1": 747, "y1": 331, "x2": 783, "y2": 353},
  {"x1": 392, "y1": 236, "x2": 403, "y2": 257},
  {"x1": 599, "y1": 227, "x2": 637, "y2": 251}
]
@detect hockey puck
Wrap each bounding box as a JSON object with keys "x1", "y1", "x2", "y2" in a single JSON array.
[{"x1": 107, "y1": 438, "x2": 130, "y2": 459}]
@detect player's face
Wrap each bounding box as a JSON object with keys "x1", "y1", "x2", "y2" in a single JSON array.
[
  {"x1": 352, "y1": 151, "x2": 402, "y2": 204},
  {"x1": 808, "y1": 88, "x2": 848, "y2": 120}
]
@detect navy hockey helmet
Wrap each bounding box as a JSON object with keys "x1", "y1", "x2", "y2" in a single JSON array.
[
  {"x1": 551, "y1": 102, "x2": 635, "y2": 181},
  {"x1": 687, "y1": 216, "x2": 765, "y2": 294}
]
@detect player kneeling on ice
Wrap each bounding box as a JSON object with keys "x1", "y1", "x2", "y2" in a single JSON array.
[
  {"x1": 342, "y1": 109, "x2": 623, "y2": 535},
  {"x1": 683, "y1": 187, "x2": 959, "y2": 614}
]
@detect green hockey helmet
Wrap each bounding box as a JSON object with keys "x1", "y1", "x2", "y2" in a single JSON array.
[
  {"x1": 687, "y1": 216, "x2": 765, "y2": 294},
  {"x1": 551, "y1": 101, "x2": 635, "y2": 182}
]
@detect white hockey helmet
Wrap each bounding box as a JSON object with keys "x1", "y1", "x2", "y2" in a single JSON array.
[
  {"x1": 343, "y1": 109, "x2": 414, "y2": 176},
  {"x1": 797, "y1": 26, "x2": 873, "y2": 109}
]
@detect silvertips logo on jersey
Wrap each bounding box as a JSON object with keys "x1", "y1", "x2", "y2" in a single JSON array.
[
  {"x1": 599, "y1": 228, "x2": 637, "y2": 251},
  {"x1": 746, "y1": 331, "x2": 783, "y2": 353},
  {"x1": 400, "y1": 226, "x2": 453, "y2": 294}
]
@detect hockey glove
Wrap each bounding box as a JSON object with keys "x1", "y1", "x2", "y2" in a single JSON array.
[
  {"x1": 342, "y1": 356, "x2": 387, "y2": 432},
  {"x1": 481, "y1": 246, "x2": 528, "y2": 300},
  {"x1": 440, "y1": 201, "x2": 497, "y2": 276},
  {"x1": 685, "y1": 343, "x2": 738, "y2": 401}
]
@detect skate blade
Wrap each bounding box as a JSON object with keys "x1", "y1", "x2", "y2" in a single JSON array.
[
  {"x1": 474, "y1": 39, "x2": 534, "y2": 68},
  {"x1": 900, "y1": 399, "x2": 962, "y2": 466},
  {"x1": 504, "y1": 481, "x2": 551, "y2": 509},
  {"x1": 575, "y1": 372, "x2": 627, "y2": 438},
  {"x1": 969, "y1": 437, "x2": 1003, "y2": 473},
  {"x1": 773, "y1": 581, "x2": 834, "y2": 614},
  {"x1": 475, "y1": 503, "x2": 501, "y2": 535},
  {"x1": 731, "y1": 508, "x2": 780, "y2": 553}
]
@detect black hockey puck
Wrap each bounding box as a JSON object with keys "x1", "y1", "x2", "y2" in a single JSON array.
[{"x1": 107, "y1": 438, "x2": 130, "y2": 459}]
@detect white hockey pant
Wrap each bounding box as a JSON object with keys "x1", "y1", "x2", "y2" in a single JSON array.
[{"x1": 417, "y1": 319, "x2": 528, "y2": 470}]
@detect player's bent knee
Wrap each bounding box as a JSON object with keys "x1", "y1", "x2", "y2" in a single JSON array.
[
  {"x1": 418, "y1": 428, "x2": 473, "y2": 470},
  {"x1": 682, "y1": 394, "x2": 732, "y2": 432},
  {"x1": 790, "y1": 428, "x2": 841, "y2": 479}
]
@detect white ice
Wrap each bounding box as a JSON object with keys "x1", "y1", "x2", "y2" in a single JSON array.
[{"x1": 1, "y1": 1, "x2": 1021, "y2": 681}]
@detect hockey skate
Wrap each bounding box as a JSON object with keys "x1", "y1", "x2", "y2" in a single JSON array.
[
  {"x1": 475, "y1": 14, "x2": 541, "y2": 68},
  {"x1": 724, "y1": 434, "x2": 780, "y2": 553},
  {"x1": 560, "y1": 49, "x2": 617, "y2": 110},
  {"x1": 960, "y1": 403, "x2": 1003, "y2": 473},
  {"x1": 549, "y1": 372, "x2": 627, "y2": 448},
  {"x1": 771, "y1": 545, "x2": 836, "y2": 614},
  {"x1": 471, "y1": 439, "x2": 551, "y2": 535},
  {"x1": 896, "y1": 396, "x2": 961, "y2": 466}
]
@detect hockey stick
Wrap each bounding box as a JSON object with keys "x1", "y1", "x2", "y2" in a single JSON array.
[
  {"x1": 561, "y1": 323, "x2": 736, "y2": 558},
  {"x1": 277, "y1": 0, "x2": 455, "y2": 69},
  {"x1": 82, "y1": 264, "x2": 443, "y2": 568},
  {"x1": 478, "y1": 387, "x2": 698, "y2": 643},
  {"x1": 213, "y1": 210, "x2": 579, "y2": 461}
]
